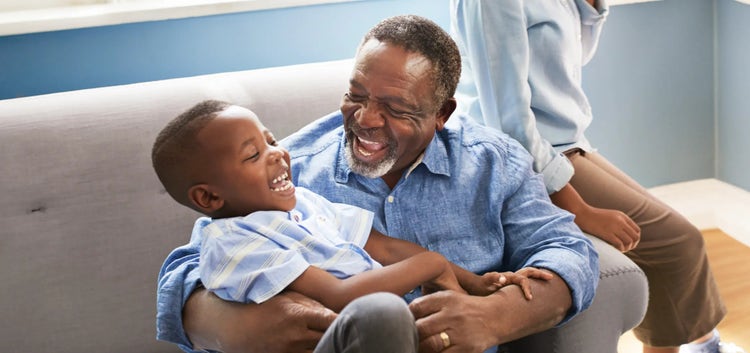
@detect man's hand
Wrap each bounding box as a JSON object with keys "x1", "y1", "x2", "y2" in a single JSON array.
[
  {"x1": 409, "y1": 291, "x2": 501, "y2": 353},
  {"x1": 185, "y1": 289, "x2": 337, "y2": 353},
  {"x1": 410, "y1": 272, "x2": 571, "y2": 353}
]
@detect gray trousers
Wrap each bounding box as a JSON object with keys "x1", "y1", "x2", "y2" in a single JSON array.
[{"x1": 314, "y1": 292, "x2": 419, "y2": 353}]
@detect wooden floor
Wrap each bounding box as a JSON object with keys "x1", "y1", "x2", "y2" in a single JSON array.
[{"x1": 618, "y1": 229, "x2": 750, "y2": 352}]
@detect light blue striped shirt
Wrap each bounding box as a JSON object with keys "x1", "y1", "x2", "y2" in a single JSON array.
[
  {"x1": 451, "y1": 0, "x2": 609, "y2": 193},
  {"x1": 199, "y1": 187, "x2": 381, "y2": 304}
]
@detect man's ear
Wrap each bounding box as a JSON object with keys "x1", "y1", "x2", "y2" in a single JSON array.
[
  {"x1": 435, "y1": 98, "x2": 457, "y2": 131},
  {"x1": 187, "y1": 184, "x2": 224, "y2": 214}
]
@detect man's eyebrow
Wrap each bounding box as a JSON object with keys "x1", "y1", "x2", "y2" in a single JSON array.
[
  {"x1": 349, "y1": 79, "x2": 419, "y2": 111},
  {"x1": 348, "y1": 79, "x2": 366, "y2": 92},
  {"x1": 378, "y1": 95, "x2": 420, "y2": 111}
]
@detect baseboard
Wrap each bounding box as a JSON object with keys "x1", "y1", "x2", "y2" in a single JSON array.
[{"x1": 648, "y1": 178, "x2": 750, "y2": 247}]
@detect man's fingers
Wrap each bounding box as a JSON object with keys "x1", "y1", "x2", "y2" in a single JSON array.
[
  {"x1": 409, "y1": 291, "x2": 450, "y2": 320},
  {"x1": 300, "y1": 306, "x2": 337, "y2": 331},
  {"x1": 280, "y1": 291, "x2": 337, "y2": 331},
  {"x1": 418, "y1": 333, "x2": 444, "y2": 353}
]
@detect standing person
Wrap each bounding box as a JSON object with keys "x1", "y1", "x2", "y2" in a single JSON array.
[
  {"x1": 156, "y1": 15, "x2": 642, "y2": 353},
  {"x1": 450, "y1": 1, "x2": 741, "y2": 353}
]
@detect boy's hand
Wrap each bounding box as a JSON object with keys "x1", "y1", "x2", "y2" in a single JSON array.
[
  {"x1": 474, "y1": 267, "x2": 554, "y2": 299},
  {"x1": 421, "y1": 258, "x2": 467, "y2": 295}
]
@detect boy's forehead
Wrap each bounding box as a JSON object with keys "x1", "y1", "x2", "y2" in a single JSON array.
[{"x1": 218, "y1": 105, "x2": 258, "y2": 120}]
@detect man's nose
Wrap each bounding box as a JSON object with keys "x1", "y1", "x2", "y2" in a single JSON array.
[{"x1": 356, "y1": 102, "x2": 385, "y2": 129}]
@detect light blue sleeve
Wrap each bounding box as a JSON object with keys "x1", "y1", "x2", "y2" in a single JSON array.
[
  {"x1": 155, "y1": 217, "x2": 211, "y2": 353},
  {"x1": 451, "y1": 0, "x2": 574, "y2": 193},
  {"x1": 496, "y1": 143, "x2": 599, "y2": 323}
]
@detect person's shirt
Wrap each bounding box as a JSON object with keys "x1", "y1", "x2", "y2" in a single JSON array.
[
  {"x1": 450, "y1": 0, "x2": 609, "y2": 193},
  {"x1": 155, "y1": 111, "x2": 599, "y2": 352},
  {"x1": 199, "y1": 187, "x2": 381, "y2": 304},
  {"x1": 287, "y1": 111, "x2": 598, "y2": 313}
]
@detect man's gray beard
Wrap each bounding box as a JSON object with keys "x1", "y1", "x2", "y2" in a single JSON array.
[{"x1": 344, "y1": 140, "x2": 398, "y2": 179}]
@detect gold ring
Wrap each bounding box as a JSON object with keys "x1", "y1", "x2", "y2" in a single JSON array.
[{"x1": 440, "y1": 331, "x2": 451, "y2": 348}]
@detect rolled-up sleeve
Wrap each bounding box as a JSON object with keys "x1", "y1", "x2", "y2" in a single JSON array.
[{"x1": 499, "y1": 143, "x2": 599, "y2": 323}]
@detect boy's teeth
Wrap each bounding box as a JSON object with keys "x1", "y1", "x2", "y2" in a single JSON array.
[
  {"x1": 272, "y1": 172, "x2": 288, "y2": 184},
  {"x1": 271, "y1": 180, "x2": 293, "y2": 192}
]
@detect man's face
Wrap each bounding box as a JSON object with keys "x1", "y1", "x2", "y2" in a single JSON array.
[
  {"x1": 195, "y1": 106, "x2": 296, "y2": 217},
  {"x1": 340, "y1": 39, "x2": 448, "y2": 183}
]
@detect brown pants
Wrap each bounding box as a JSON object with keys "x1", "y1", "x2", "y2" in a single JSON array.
[{"x1": 566, "y1": 150, "x2": 726, "y2": 347}]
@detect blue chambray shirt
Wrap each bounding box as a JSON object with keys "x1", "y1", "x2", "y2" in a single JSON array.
[
  {"x1": 156, "y1": 111, "x2": 599, "y2": 352},
  {"x1": 200, "y1": 187, "x2": 381, "y2": 304},
  {"x1": 451, "y1": 0, "x2": 609, "y2": 193}
]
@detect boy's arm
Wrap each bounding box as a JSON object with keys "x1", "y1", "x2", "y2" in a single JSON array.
[
  {"x1": 364, "y1": 229, "x2": 490, "y2": 295},
  {"x1": 365, "y1": 230, "x2": 553, "y2": 298},
  {"x1": 287, "y1": 250, "x2": 462, "y2": 312}
]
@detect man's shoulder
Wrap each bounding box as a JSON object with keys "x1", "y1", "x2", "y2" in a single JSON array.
[
  {"x1": 281, "y1": 111, "x2": 344, "y2": 159},
  {"x1": 445, "y1": 113, "x2": 531, "y2": 160}
]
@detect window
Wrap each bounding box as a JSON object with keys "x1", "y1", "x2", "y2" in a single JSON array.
[
  {"x1": 0, "y1": 0, "x2": 357, "y2": 36},
  {"x1": 0, "y1": 0, "x2": 106, "y2": 12}
]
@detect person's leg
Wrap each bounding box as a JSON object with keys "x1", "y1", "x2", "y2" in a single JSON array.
[
  {"x1": 569, "y1": 151, "x2": 726, "y2": 351},
  {"x1": 504, "y1": 234, "x2": 648, "y2": 353},
  {"x1": 313, "y1": 292, "x2": 418, "y2": 353}
]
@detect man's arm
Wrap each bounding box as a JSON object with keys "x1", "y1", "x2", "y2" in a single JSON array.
[
  {"x1": 184, "y1": 288, "x2": 336, "y2": 353},
  {"x1": 158, "y1": 219, "x2": 337, "y2": 353},
  {"x1": 410, "y1": 271, "x2": 572, "y2": 352}
]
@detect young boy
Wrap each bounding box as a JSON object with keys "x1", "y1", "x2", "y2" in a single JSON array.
[{"x1": 151, "y1": 99, "x2": 551, "y2": 314}]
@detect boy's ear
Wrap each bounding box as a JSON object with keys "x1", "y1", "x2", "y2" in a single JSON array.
[{"x1": 187, "y1": 184, "x2": 224, "y2": 213}]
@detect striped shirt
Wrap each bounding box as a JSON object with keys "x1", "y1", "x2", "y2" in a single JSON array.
[{"x1": 198, "y1": 187, "x2": 381, "y2": 304}]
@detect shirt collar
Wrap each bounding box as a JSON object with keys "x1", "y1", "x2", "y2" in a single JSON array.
[{"x1": 333, "y1": 131, "x2": 451, "y2": 184}]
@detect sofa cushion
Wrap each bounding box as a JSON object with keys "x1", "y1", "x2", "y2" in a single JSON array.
[{"x1": 0, "y1": 59, "x2": 351, "y2": 353}]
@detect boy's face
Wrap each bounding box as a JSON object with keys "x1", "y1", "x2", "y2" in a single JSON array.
[{"x1": 195, "y1": 106, "x2": 296, "y2": 217}]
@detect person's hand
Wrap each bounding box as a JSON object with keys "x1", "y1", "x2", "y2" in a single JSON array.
[
  {"x1": 549, "y1": 184, "x2": 641, "y2": 253},
  {"x1": 421, "y1": 258, "x2": 467, "y2": 295},
  {"x1": 466, "y1": 268, "x2": 553, "y2": 299},
  {"x1": 500, "y1": 267, "x2": 554, "y2": 300},
  {"x1": 409, "y1": 291, "x2": 500, "y2": 353},
  {"x1": 185, "y1": 289, "x2": 337, "y2": 353},
  {"x1": 576, "y1": 205, "x2": 640, "y2": 252}
]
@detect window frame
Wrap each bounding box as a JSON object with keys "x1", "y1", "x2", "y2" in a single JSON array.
[{"x1": 0, "y1": 0, "x2": 358, "y2": 36}]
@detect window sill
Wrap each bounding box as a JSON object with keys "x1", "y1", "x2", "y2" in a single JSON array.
[
  {"x1": 0, "y1": 0, "x2": 672, "y2": 37},
  {"x1": 0, "y1": 0, "x2": 354, "y2": 36}
]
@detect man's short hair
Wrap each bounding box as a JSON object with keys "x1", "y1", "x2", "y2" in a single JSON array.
[{"x1": 361, "y1": 15, "x2": 461, "y2": 110}]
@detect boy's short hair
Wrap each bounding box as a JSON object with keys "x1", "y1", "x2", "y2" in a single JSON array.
[{"x1": 151, "y1": 99, "x2": 230, "y2": 208}]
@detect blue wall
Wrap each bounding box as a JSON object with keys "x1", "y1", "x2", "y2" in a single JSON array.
[
  {"x1": 0, "y1": 0, "x2": 747, "y2": 189},
  {"x1": 584, "y1": 0, "x2": 716, "y2": 187},
  {"x1": 717, "y1": 0, "x2": 750, "y2": 190},
  {"x1": 0, "y1": 0, "x2": 449, "y2": 99}
]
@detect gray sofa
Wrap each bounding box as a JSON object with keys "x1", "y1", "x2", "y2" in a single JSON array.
[{"x1": 0, "y1": 59, "x2": 648, "y2": 353}]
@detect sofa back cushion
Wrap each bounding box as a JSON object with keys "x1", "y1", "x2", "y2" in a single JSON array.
[{"x1": 0, "y1": 59, "x2": 351, "y2": 353}]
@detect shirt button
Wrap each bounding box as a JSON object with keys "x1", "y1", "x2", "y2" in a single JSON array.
[
  {"x1": 387, "y1": 196, "x2": 394, "y2": 203},
  {"x1": 293, "y1": 214, "x2": 300, "y2": 222}
]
